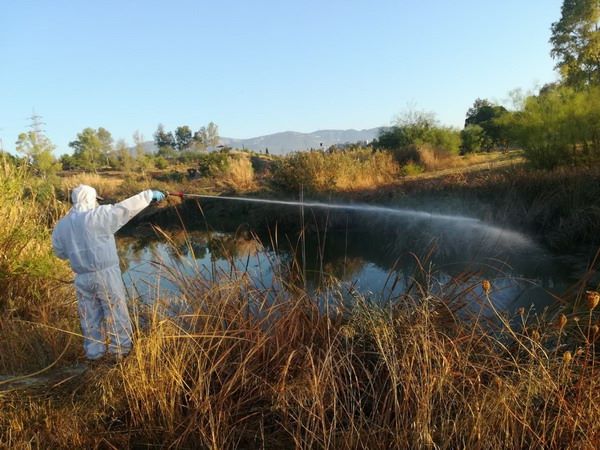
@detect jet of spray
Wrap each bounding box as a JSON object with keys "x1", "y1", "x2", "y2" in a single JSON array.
[{"x1": 166, "y1": 192, "x2": 535, "y2": 249}]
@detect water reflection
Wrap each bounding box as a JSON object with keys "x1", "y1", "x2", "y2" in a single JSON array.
[{"x1": 119, "y1": 210, "x2": 575, "y2": 314}]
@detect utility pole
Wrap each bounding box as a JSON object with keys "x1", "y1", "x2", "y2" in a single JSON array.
[{"x1": 27, "y1": 109, "x2": 46, "y2": 136}]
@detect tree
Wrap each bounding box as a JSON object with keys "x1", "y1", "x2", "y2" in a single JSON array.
[
  {"x1": 114, "y1": 139, "x2": 134, "y2": 171},
  {"x1": 175, "y1": 125, "x2": 193, "y2": 151},
  {"x1": 192, "y1": 122, "x2": 220, "y2": 151},
  {"x1": 504, "y1": 84, "x2": 600, "y2": 168},
  {"x1": 132, "y1": 130, "x2": 155, "y2": 173},
  {"x1": 464, "y1": 98, "x2": 510, "y2": 149},
  {"x1": 193, "y1": 126, "x2": 208, "y2": 151},
  {"x1": 374, "y1": 110, "x2": 460, "y2": 155},
  {"x1": 15, "y1": 130, "x2": 60, "y2": 176},
  {"x1": 460, "y1": 124, "x2": 486, "y2": 153},
  {"x1": 153, "y1": 124, "x2": 176, "y2": 155},
  {"x1": 97, "y1": 127, "x2": 114, "y2": 166},
  {"x1": 132, "y1": 130, "x2": 145, "y2": 160},
  {"x1": 69, "y1": 127, "x2": 113, "y2": 170},
  {"x1": 206, "y1": 122, "x2": 220, "y2": 147},
  {"x1": 550, "y1": 0, "x2": 600, "y2": 87}
]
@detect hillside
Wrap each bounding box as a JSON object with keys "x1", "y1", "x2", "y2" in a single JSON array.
[{"x1": 138, "y1": 127, "x2": 383, "y2": 155}]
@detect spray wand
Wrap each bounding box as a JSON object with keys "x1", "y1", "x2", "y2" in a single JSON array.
[{"x1": 166, "y1": 191, "x2": 205, "y2": 199}]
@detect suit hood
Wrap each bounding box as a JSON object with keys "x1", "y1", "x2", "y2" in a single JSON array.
[{"x1": 71, "y1": 184, "x2": 100, "y2": 212}]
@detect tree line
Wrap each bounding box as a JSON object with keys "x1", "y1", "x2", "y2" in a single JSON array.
[
  {"x1": 5, "y1": 121, "x2": 221, "y2": 176},
  {"x1": 374, "y1": 0, "x2": 600, "y2": 169}
]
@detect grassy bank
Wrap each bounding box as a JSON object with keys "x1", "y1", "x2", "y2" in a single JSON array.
[
  {"x1": 2, "y1": 248, "x2": 600, "y2": 448},
  {"x1": 83, "y1": 148, "x2": 600, "y2": 252},
  {"x1": 3, "y1": 158, "x2": 600, "y2": 448}
]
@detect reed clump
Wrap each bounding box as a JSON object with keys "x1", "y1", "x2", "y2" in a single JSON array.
[
  {"x1": 269, "y1": 148, "x2": 399, "y2": 193},
  {"x1": 218, "y1": 154, "x2": 256, "y2": 191},
  {"x1": 0, "y1": 161, "x2": 79, "y2": 374},
  {"x1": 60, "y1": 171, "x2": 124, "y2": 198}
]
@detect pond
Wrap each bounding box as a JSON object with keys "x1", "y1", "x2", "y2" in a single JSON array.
[{"x1": 118, "y1": 197, "x2": 584, "y2": 313}]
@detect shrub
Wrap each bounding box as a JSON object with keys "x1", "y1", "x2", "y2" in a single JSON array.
[
  {"x1": 374, "y1": 110, "x2": 461, "y2": 155},
  {"x1": 197, "y1": 151, "x2": 230, "y2": 177},
  {"x1": 391, "y1": 144, "x2": 456, "y2": 171},
  {"x1": 505, "y1": 85, "x2": 600, "y2": 169},
  {"x1": 154, "y1": 156, "x2": 169, "y2": 170},
  {"x1": 269, "y1": 148, "x2": 399, "y2": 193},
  {"x1": 402, "y1": 161, "x2": 424, "y2": 176},
  {"x1": 390, "y1": 145, "x2": 421, "y2": 165},
  {"x1": 220, "y1": 155, "x2": 255, "y2": 191},
  {"x1": 460, "y1": 124, "x2": 486, "y2": 154}
]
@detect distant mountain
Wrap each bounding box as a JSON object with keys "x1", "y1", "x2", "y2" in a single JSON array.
[
  {"x1": 139, "y1": 128, "x2": 383, "y2": 155},
  {"x1": 219, "y1": 128, "x2": 383, "y2": 154}
]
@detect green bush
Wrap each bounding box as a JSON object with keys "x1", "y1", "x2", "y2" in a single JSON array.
[
  {"x1": 402, "y1": 161, "x2": 424, "y2": 176},
  {"x1": 197, "y1": 151, "x2": 230, "y2": 177},
  {"x1": 154, "y1": 156, "x2": 169, "y2": 170},
  {"x1": 460, "y1": 124, "x2": 486, "y2": 154},
  {"x1": 504, "y1": 85, "x2": 600, "y2": 169},
  {"x1": 374, "y1": 111, "x2": 460, "y2": 156},
  {"x1": 390, "y1": 145, "x2": 422, "y2": 165}
]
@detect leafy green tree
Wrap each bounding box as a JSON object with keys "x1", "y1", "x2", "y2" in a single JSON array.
[
  {"x1": 192, "y1": 122, "x2": 220, "y2": 151},
  {"x1": 15, "y1": 130, "x2": 60, "y2": 176},
  {"x1": 132, "y1": 130, "x2": 151, "y2": 171},
  {"x1": 193, "y1": 127, "x2": 207, "y2": 151},
  {"x1": 59, "y1": 153, "x2": 77, "y2": 170},
  {"x1": 464, "y1": 98, "x2": 510, "y2": 149},
  {"x1": 153, "y1": 124, "x2": 176, "y2": 154},
  {"x1": 113, "y1": 139, "x2": 134, "y2": 171},
  {"x1": 69, "y1": 127, "x2": 114, "y2": 170},
  {"x1": 175, "y1": 126, "x2": 193, "y2": 151},
  {"x1": 206, "y1": 122, "x2": 219, "y2": 147},
  {"x1": 97, "y1": 127, "x2": 114, "y2": 166},
  {"x1": 504, "y1": 84, "x2": 600, "y2": 168},
  {"x1": 550, "y1": 0, "x2": 600, "y2": 87},
  {"x1": 374, "y1": 110, "x2": 460, "y2": 155}
]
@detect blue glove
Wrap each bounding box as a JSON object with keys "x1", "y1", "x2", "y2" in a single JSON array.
[{"x1": 151, "y1": 190, "x2": 165, "y2": 202}]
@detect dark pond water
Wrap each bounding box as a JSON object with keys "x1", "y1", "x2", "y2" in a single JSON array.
[{"x1": 118, "y1": 198, "x2": 586, "y2": 313}]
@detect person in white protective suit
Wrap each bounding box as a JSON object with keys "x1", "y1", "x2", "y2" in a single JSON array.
[{"x1": 52, "y1": 184, "x2": 165, "y2": 361}]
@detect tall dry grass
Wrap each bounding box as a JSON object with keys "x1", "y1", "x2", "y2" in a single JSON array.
[
  {"x1": 0, "y1": 161, "x2": 79, "y2": 374},
  {"x1": 219, "y1": 155, "x2": 256, "y2": 191},
  {"x1": 2, "y1": 227, "x2": 599, "y2": 448},
  {"x1": 270, "y1": 149, "x2": 399, "y2": 193},
  {"x1": 2, "y1": 161, "x2": 600, "y2": 448},
  {"x1": 60, "y1": 171, "x2": 125, "y2": 198}
]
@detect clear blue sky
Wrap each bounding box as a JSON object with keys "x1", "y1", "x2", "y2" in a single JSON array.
[{"x1": 1, "y1": 0, "x2": 562, "y2": 155}]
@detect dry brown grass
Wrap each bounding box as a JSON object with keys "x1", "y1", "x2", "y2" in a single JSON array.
[
  {"x1": 414, "y1": 147, "x2": 524, "y2": 174},
  {"x1": 0, "y1": 163, "x2": 79, "y2": 375},
  {"x1": 3, "y1": 160, "x2": 600, "y2": 448},
  {"x1": 59, "y1": 171, "x2": 125, "y2": 199},
  {"x1": 2, "y1": 247, "x2": 600, "y2": 448},
  {"x1": 270, "y1": 149, "x2": 400, "y2": 193},
  {"x1": 219, "y1": 155, "x2": 256, "y2": 191}
]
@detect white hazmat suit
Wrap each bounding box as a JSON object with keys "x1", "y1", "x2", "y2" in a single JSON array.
[{"x1": 52, "y1": 185, "x2": 155, "y2": 360}]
